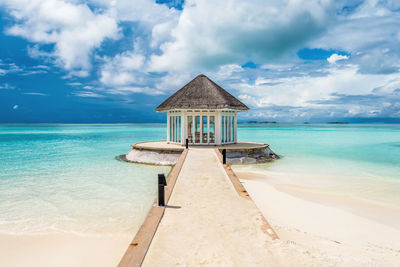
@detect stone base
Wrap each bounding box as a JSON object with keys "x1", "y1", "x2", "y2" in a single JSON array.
[
  {"x1": 125, "y1": 141, "x2": 279, "y2": 165},
  {"x1": 225, "y1": 147, "x2": 280, "y2": 164},
  {"x1": 125, "y1": 149, "x2": 181, "y2": 165}
]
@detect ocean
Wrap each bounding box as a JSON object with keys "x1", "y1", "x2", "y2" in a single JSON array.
[{"x1": 1, "y1": 124, "x2": 399, "y2": 235}]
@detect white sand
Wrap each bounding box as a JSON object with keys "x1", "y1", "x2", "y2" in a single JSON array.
[
  {"x1": 234, "y1": 168, "x2": 400, "y2": 266},
  {"x1": 0, "y1": 233, "x2": 131, "y2": 267}
]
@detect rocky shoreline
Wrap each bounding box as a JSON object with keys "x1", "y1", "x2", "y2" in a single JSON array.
[{"x1": 224, "y1": 146, "x2": 280, "y2": 164}]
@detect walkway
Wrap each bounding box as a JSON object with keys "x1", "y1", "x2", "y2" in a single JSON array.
[{"x1": 142, "y1": 148, "x2": 277, "y2": 266}]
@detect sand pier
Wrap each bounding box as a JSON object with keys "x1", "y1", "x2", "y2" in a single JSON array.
[{"x1": 119, "y1": 145, "x2": 278, "y2": 266}]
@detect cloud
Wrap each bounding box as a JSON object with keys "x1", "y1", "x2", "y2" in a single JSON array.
[
  {"x1": 312, "y1": 1, "x2": 400, "y2": 74},
  {"x1": 73, "y1": 91, "x2": 104, "y2": 98},
  {"x1": 0, "y1": 83, "x2": 16, "y2": 90},
  {"x1": 0, "y1": 59, "x2": 51, "y2": 76},
  {"x1": 229, "y1": 64, "x2": 400, "y2": 120},
  {"x1": 149, "y1": 0, "x2": 335, "y2": 72},
  {"x1": 104, "y1": 86, "x2": 164, "y2": 95},
  {"x1": 357, "y1": 48, "x2": 400, "y2": 74},
  {"x1": 67, "y1": 82, "x2": 83, "y2": 87},
  {"x1": 91, "y1": 0, "x2": 179, "y2": 25},
  {"x1": 23, "y1": 92, "x2": 49, "y2": 96},
  {"x1": 0, "y1": 60, "x2": 23, "y2": 75},
  {"x1": 13, "y1": 105, "x2": 19, "y2": 110},
  {"x1": 99, "y1": 51, "x2": 146, "y2": 86},
  {"x1": 327, "y1": 53, "x2": 349, "y2": 64},
  {"x1": 2, "y1": 0, "x2": 120, "y2": 75}
]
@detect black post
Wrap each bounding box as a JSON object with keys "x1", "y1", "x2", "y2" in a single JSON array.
[
  {"x1": 158, "y1": 173, "x2": 167, "y2": 186},
  {"x1": 158, "y1": 174, "x2": 167, "y2": 206},
  {"x1": 185, "y1": 138, "x2": 189, "y2": 149},
  {"x1": 222, "y1": 149, "x2": 226, "y2": 164}
]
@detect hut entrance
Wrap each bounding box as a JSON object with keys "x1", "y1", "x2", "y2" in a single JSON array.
[{"x1": 186, "y1": 114, "x2": 215, "y2": 145}]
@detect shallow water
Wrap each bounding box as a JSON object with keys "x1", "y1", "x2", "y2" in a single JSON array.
[
  {"x1": 237, "y1": 123, "x2": 400, "y2": 206},
  {"x1": 1, "y1": 123, "x2": 400, "y2": 235},
  {"x1": 0, "y1": 124, "x2": 170, "y2": 235}
]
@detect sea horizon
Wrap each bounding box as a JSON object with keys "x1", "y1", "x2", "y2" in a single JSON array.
[{"x1": 1, "y1": 122, "x2": 400, "y2": 125}]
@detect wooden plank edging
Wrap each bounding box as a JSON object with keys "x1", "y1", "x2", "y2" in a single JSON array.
[
  {"x1": 118, "y1": 149, "x2": 188, "y2": 267},
  {"x1": 214, "y1": 148, "x2": 279, "y2": 240}
]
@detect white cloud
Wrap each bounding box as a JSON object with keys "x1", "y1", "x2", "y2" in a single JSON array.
[
  {"x1": 23, "y1": 92, "x2": 48, "y2": 96},
  {"x1": 236, "y1": 65, "x2": 397, "y2": 107},
  {"x1": 149, "y1": 0, "x2": 334, "y2": 72},
  {"x1": 100, "y1": 51, "x2": 145, "y2": 86},
  {"x1": 312, "y1": 1, "x2": 400, "y2": 74},
  {"x1": 154, "y1": 71, "x2": 192, "y2": 92},
  {"x1": 214, "y1": 64, "x2": 244, "y2": 80},
  {"x1": 151, "y1": 20, "x2": 177, "y2": 49},
  {"x1": 3, "y1": 0, "x2": 119, "y2": 75},
  {"x1": 67, "y1": 82, "x2": 83, "y2": 87},
  {"x1": 0, "y1": 83, "x2": 16, "y2": 90},
  {"x1": 104, "y1": 86, "x2": 163, "y2": 95},
  {"x1": 327, "y1": 53, "x2": 349, "y2": 64},
  {"x1": 91, "y1": 0, "x2": 179, "y2": 25},
  {"x1": 0, "y1": 61, "x2": 23, "y2": 75},
  {"x1": 13, "y1": 105, "x2": 19, "y2": 110},
  {"x1": 73, "y1": 91, "x2": 104, "y2": 98}
]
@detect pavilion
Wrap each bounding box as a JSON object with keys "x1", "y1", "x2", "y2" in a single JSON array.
[{"x1": 156, "y1": 74, "x2": 249, "y2": 145}]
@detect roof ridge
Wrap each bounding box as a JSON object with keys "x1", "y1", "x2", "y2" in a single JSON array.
[{"x1": 203, "y1": 76, "x2": 239, "y2": 104}]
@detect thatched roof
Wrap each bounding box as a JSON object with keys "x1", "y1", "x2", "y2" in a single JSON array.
[{"x1": 156, "y1": 74, "x2": 249, "y2": 112}]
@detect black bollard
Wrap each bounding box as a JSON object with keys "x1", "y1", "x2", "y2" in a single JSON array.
[
  {"x1": 185, "y1": 138, "x2": 189, "y2": 149},
  {"x1": 222, "y1": 149, "x2": 226, "y2": 164},
  {"x1": 158, "y1": 173, "x2": 167, "y2": 206},
  {"x1": 158, "y1": 184, "x2": 165, "y2": 206},
  {"x1": 158, "y1": 173, "x2": 167, "y2": 186}
]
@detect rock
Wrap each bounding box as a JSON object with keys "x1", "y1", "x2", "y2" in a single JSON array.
[
  {"x1": 125, "y1": 149, "x2": 181, "y2": 165},
  {"x1": 226, "y1": 147, "x2": 279, "y2": 164}
]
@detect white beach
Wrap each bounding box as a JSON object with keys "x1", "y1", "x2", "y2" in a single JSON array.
[
  {"x1": 233, "y1": 168, "x2": 400, "y2": 266},
  {"x1": 0, "y1": 233, "x2": 131, "y2": 267}
]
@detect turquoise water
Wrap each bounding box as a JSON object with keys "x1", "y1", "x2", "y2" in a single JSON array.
[
  {"x1": 0, "y1": 124, "x2": 170, "y2": 235},
  {"x1": 238, "y1": 123, "x2": 400, "y2": 205},
  {"x1": 239, "y1": 124, "x2": 400, "y2": 178},
  {"x1": 1, "y1": 124, "x2": 400, "y2": 235}
]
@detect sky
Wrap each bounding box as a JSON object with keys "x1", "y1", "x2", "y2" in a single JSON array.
[{"x1": 1, "y1": 0, "x2": 400, "y2": 123}]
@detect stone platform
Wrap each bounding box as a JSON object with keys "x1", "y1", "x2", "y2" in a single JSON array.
[
  {"x1": 132, "y1": 141, "x2": 269, "y2": 151},
  {"x1": 125, "y1": 141, "x2": 279, "y2": 165}
]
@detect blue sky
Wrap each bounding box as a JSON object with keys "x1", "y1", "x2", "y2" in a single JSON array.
[{"x1": 1, "y1": 0, "x2": 400, "y2": 123}]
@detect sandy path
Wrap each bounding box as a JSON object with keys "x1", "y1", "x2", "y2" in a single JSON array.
[{"x1": 142, "y1": 148, "x2": 277, "y2": 266}]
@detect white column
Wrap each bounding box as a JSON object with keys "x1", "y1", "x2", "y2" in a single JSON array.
[
  {"x1": 174, "y1": 116, "x2": 177, "y2": 143},
  {"x1": 173, "y1": 116, "x2": 175, "y2": 142},
  {"x1": 231, "y1": 115, "x2": 234, "y2": 143},
  {"x1": 234, "y1": 112, "x2": 237, "y2": 143},
  {"x1": 208, "y1": 115, "x2": 210, "y2": 144},
  {"x1": 167, "y1": 113, "x2": 170, "y2": 142},
  {"x1": 215, "y1": 111, "x2": 221, "y2": 145},
  {"x1": 171, "y1": 115, "x2": 174, "y2": 142},
  {"x1": 176, "y1": 115, "x2": 179, "y2": 143},
  {"x1": 200, "y1": 114, "x2": 203, "y2": 144},
  {"x1": 181, "y1": 112, "x2": 186, "y2": 145}
]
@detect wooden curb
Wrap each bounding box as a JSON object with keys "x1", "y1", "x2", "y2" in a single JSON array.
[
  {"x1": 118, "y1": 149, "x2": 188, "y2": 267},
  {"x1": 214, "y1": 148, "x2": 279, "y2": 240}
]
